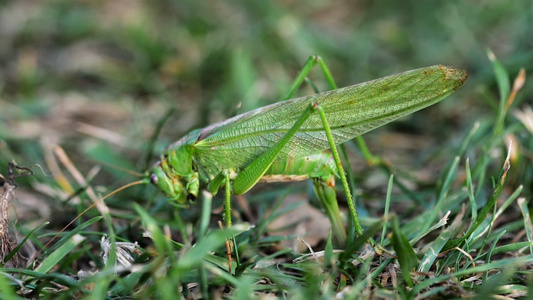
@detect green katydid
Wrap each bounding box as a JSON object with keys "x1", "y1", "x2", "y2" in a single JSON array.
[
  {"x1": 45, "y1": 57, "x2": 467, "y2": 250},
  {"x1": 147, "y1": 58, "x2": 467, "y2": 246}
]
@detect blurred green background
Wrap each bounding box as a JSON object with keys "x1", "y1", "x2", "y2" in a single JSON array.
[{"x1": 0, "y1": 0, "x2": 531, "y2": 225}]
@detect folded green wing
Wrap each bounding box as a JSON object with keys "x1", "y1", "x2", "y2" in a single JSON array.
[{"x1": 193, "y1": 65, "x2": 467, "y2": 177}]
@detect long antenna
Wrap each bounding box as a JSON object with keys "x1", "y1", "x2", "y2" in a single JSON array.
[
  {"x1": 94, "y1": 159, "x2": 145, "y2": 177},
  {"x1": 42, "y1": 179, "x2": 146, "y2": 251}
]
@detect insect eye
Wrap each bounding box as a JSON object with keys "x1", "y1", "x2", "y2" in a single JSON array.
[{"x1": 150, "y1": 174, "x2": 158, "y2": 185}]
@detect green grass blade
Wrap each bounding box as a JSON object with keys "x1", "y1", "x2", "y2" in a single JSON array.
[
  {"x1": 352, "y1": 258, "x2": 394, "y2": 294},
  {"x1": 178, "y1": 224, "x2": 249, "y2": 271},
  {"x1": 518, "y1": 198, "x2": 533, "y2": 254},
  {"x1": 487, "y1": 49, "x2": 510, "y2": 137},
  {"x1": 0, "y1": 272, "x2": 20, "y2": 300},
  {"x1": 198, "y1": 190, "x2": 213, "y2": 297},
  {"x1": 459, "y1": 122, "x2": 481, "y2": 158},
  {"x1": 475, "y1": 242, "x2": 533, "y2": 260},
  {"x1": 476, "y1": 267, "x2": 516, "y2": 299},
  {"x1": 411, "y1": 255, "x2": 533, "y2": 295},
  {"x1": 390, "y1": 216, "x2": 417, "y2": 287},
  {"x1": 39, "y1": 216, "x2": 101, "y2": 255},
  {"x1": 324, "y1": 231, "x2": 334, "y2": 268},
  {"x1": 409, "y1": 212, "x2": 451, "y2": 246},
  {"x1": 198, "y1": 190, "x2": 213, "y2": 238},
  {"x1": 339, "y1": 219, "x2": 384, "y2": 263},
  {"x1": 135, "y1": 204, "x2": 175, "y2": 256},
  {"x1": 3, "y1": 222, "x2": 49, "y2": 265},
  {"x1": 4, "y1": 268, "x2": 81, "y2": 283},
  {"x1": 465, "y1": 158, "x2": 478, "y2": 232},
  {"x1": 444, "y1": 145, "x2": 514, "y2": 250},
  {"x1": 35, "y1": 234, "x2": 86, "y2": 274},
  {"x1": 482, "y1": 230, "x2": 506, "y2": 282},
  {"x1": 380, "y1": 175, "x2": 393, "y2": 244},
  {"x1": 418, "y1": 226, "x2": 454, "y2": 274},
  {"x1": 468, "y1": 185, "x2": 522, "y2": 246},
  {"x1": 418, "y1": 156, "x2": 459, "y2": 236}
]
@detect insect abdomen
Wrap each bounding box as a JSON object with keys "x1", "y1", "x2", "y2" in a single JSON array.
[{"x1": 261, "y1": 151, "x2": 337, "y2": 182}]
